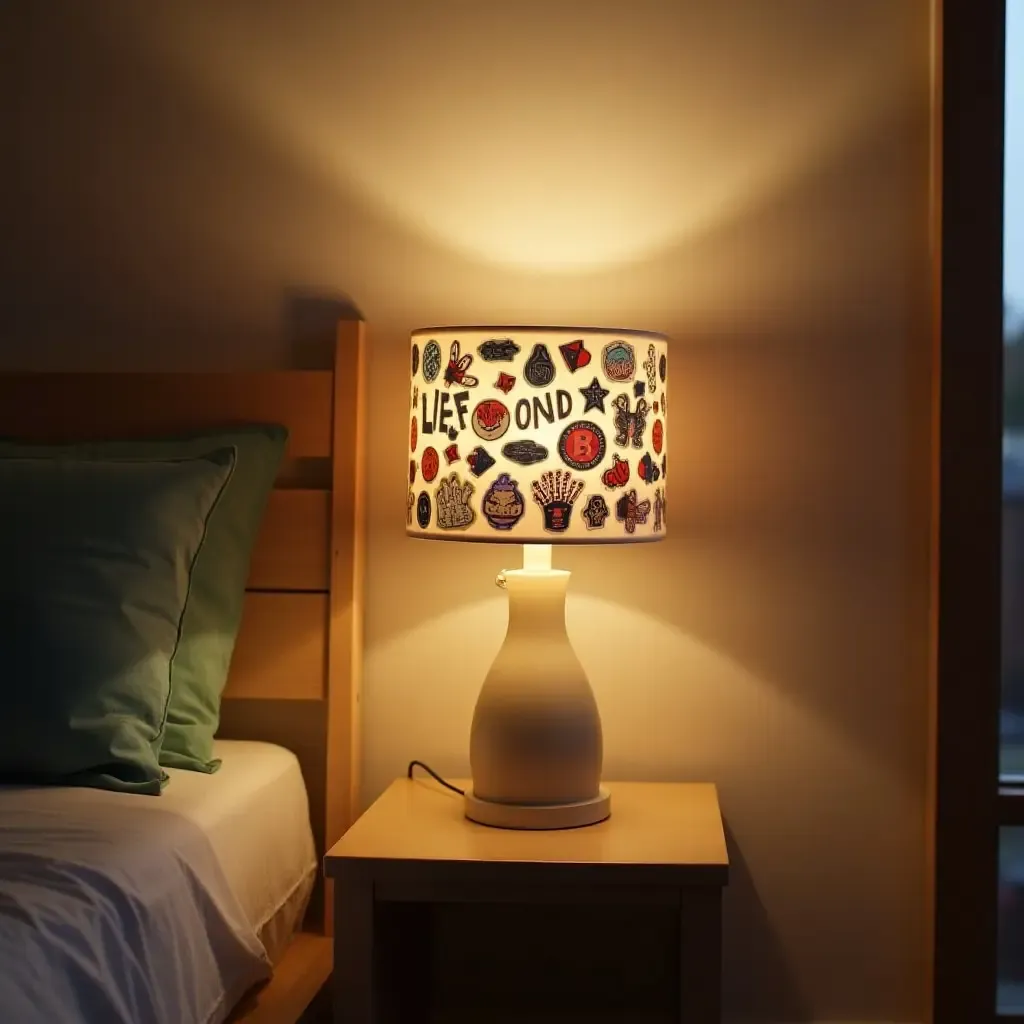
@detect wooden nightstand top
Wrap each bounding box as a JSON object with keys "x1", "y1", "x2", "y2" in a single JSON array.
[{"x1": 325, "y1": 780, "x2": 727, "y2": 882}]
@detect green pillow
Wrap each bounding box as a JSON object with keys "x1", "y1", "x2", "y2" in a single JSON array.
[
  {"x1": 0, "y1": 426, "x2": 287, "y2": 773},
  {"x1": 0, "y1": 451, "x2": 235, "y2": 794}
]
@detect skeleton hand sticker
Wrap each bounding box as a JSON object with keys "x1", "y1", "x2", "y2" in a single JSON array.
[{"x1": 531, "y1": 470, "x2": 585, "y2": 533}]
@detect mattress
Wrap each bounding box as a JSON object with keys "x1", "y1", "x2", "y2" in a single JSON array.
[
  {"x1": 163, "y1": 739, "x2": 317, "y2": 964},
  {"x1": 0, "y1": 780, "x2": 271, "y2": 1024},
  {"x1": 0, "y1": 739, "x2": 317, "y2": 1024}
]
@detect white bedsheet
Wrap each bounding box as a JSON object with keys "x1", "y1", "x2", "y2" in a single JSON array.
[
  {"x1": 164, "y1": 740, "x2": 317, "y2": 963},
  {"x1": 0, "y1": 740, "x2": 316, "y2": 1024}
]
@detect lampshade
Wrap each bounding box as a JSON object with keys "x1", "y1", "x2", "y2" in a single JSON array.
[{"x1": 406, "y1": 326, "x2": 669, "y2": 543}]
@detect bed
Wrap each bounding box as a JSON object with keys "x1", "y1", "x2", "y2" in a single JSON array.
[{"x1": 0, "y1": 321, "x2": 366, "y2": 1023}]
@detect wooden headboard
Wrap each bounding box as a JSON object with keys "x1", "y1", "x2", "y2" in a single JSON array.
[{"x1": 0, "y1": 320, "x2": 366, "y2": 933}]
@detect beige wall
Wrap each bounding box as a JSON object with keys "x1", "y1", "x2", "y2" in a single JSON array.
[{"x1": 0, "y1": 3, "x2": 933, "y2": 1021}]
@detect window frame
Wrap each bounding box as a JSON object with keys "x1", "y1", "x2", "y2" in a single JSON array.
[{"x1": 932, "y1": 0, "x2": 1006, "y2": 1020}]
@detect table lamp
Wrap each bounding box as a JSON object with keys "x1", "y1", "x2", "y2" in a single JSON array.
[{"x1": 406, "y1": 326, "x2": 668, "y2": 829}]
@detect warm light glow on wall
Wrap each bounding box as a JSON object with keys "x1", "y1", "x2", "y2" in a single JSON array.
[{"x1": 135, "y1": 5, "x2": 915, "y2": 273}]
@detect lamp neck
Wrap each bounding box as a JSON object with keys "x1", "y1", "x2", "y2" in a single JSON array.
[
  {"x1": 523, "y1": 543, "x2": 552, "y2": 571},
  {"x1": 501, "y1": 568, "x2": 570, "y2": 639}
]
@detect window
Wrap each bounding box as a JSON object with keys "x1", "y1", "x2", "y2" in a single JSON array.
[{"x1": 1001, "y1": 5, "x2": 1024, "y2": 1014}]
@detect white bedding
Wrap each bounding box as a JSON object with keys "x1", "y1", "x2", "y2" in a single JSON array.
[
  {"x1": 0, "y1": 740, "x2": 316, "y2": 1024},
  {"x1": 164, "y1": 740, "x2": 317, "y2": 963}
]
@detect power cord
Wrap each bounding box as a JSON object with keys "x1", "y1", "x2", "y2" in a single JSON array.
[{"x1": 407, "y1": 759, "x2": 465, "y2": 796}]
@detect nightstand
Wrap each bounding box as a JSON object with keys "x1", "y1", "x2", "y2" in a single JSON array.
[{"x1": 324, "y1": 780, "x2": 728, "y2": 1024}]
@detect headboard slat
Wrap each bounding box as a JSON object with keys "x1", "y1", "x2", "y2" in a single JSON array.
[
  {"x1": 225, "y1": 593, "x2": 327, "y2": 701},
  {"x1": 249, "y1": 489, "x2": 330, "y2": 592}
]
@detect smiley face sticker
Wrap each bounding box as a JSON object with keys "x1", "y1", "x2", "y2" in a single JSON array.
[{"x1": 471, "y1": 399, "x2": 511, "y2": 441}]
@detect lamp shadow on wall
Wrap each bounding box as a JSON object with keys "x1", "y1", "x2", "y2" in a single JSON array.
[{"x1": 283, "y1": 290, "x2": 362, "y2": 369}]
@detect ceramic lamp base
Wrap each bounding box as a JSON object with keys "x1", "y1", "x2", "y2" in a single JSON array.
[
  {"x1": 466, "y1": 545, "x2": 609, "y2": 831},
  {"x1": 464, "y1": 787, "x2": 611, "y2": 830}
]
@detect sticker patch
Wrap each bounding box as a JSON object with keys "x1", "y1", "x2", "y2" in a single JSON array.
[
  {"x1": 483, "y1": 473, "x2": 525, "y2": 530},
  {"x1": 444, "y1": 341, "x2": 479, "y2": 388},
  {"x1": 601, "y1": 453, "x2": 630, "y2": 489},
  {"x1": 652, "y1": 419, "x2": 664, "y2": 455},
  {"x1": 652, "y1": 401, "x2": 658, "y2": 414},
  {"x1": 409, "y1": 459, "x2": 417, "y2": 485},
  {"x1": 435, "y1": 473, "x2": 475, "y2": 530},
  {"x1": 411, "y1": 344, "x2": 420, "y2": 377},
  {"x1": 638, "y1": 452, "x2": 661, "y2": 483},
  {"x1": 654, "y1": 487, "x2": 665, "y2": 532},
  {"x1": 559, "y1": 339, "x2": 592, "y2": 372},
  {"x1": 444, "y1": 444, "x2": 460, "y2": 464},
  {"x1": 410, "y1": 416, "x2": 418, "y2": 452},
  {"x1": 471, "y1": 399, "x2": 511, "y2": 441},
  {"x1": 531, "y1": 470, "x2": 585, "y2": 533},
  {"x1": 502, "y1": 440, "x2": 548, "y2": 466},
  {"x1": 416, "y1": 491, "x2": 431, "y2": 529},
  {"x1": 634, "y1": 380, "x2": 645, "y2": 398},
  {"x1": 558, "y1": 420, "x2": 607, "y2": 472},
  {"x1": 661, "y1": 391, "x2": 666, "y2": 414},
  {"x1": 612, "y1": 394, "x2": 648, "y2": 448},
  {"x1": 478, "y1": 338, "x2": 520, "y2": 362},
  {"x1": 422, "y1": 340, "x2": 442, "y2": 383},
  {"x1": 407, "y1": 491, "x2": 415, "y2": 526},
  {"x1": 467, "y1": 446, "x2": 496, "y2": 477},
  {"x1": 412, "y1": 385, "x2": 419, "y2": 411},
  {"x1": 662, "y1": 454, "x2": 667, "y2": 479},
  {"x1": 421, "y1": 447, "x2": 439, "y2": 482},
  {"x1": 582, "y1": 494, "x2": 610, "y2": 530},
  {"x1": 524, "y1": 343, "x2": 556, "y2": 388},
  {"x1": 602, "y1": 341, "x2": 635, "y2": 383},
  {"x1": 448, "y1": 426, "x2": 459, "y2": 441},
  {"x1": 643, "y1": 344, "x2": 657, "y2": 394},
  {"x1": 495, "y1": 371, "x2": 516, "y2": 394},
  {"x1": 659, "y1": 352, "x2": 667, "y2": 383},
  {"x1": 579, "y1": 376, "x2": 609, "y2": 414},
  {"x1": 615, "y1": 488, "x2": 651, "y2": 535}
]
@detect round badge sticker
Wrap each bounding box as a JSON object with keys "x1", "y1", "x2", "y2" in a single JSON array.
[
  {"x1": 410, "y1": 416, "x2": 418, "y2": 452},
  {"x1": 557, "y1": 420, "x2": 607, "y2": 472},
  {"x1": 422, "y1": 340, "x2": 442, "y2": 383},
  {"x1": 421, "y1": 446, "x2": 439, "y2": 483},
  {"x1": 471, "y1": 399, "x2": 511, "y2": 441},
  {"x1": 416, "y1": 491, "x2": 431, "y2": 529},
  {"x1": 652, "y1": 419, "x2": 664, "y2": 455}
]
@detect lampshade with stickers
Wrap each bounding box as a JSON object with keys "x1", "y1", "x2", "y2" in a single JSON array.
[
  {"x1": 406, "y1": 326, "x2": 668, "y2": 542},
  {"x1": 405, "y1": 325, "x2": 669, "y2": 832}
]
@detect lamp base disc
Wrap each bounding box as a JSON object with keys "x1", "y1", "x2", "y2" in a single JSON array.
[{"x1": 464, "y1": 788, "x2": 611, "y2": 830}]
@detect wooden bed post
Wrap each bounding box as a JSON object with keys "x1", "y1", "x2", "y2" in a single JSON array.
[{"x1": 324, "y1": 319, "x2": 367, "y2": 936}]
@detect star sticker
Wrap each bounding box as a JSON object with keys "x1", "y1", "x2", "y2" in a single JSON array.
[{"x1": 579, "y1": 376, "x2": 610, "y2": 414}]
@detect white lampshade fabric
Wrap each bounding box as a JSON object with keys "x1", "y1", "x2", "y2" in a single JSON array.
[{"x1": 406, "y1": 326, "x2": 668, "y2": 543}]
